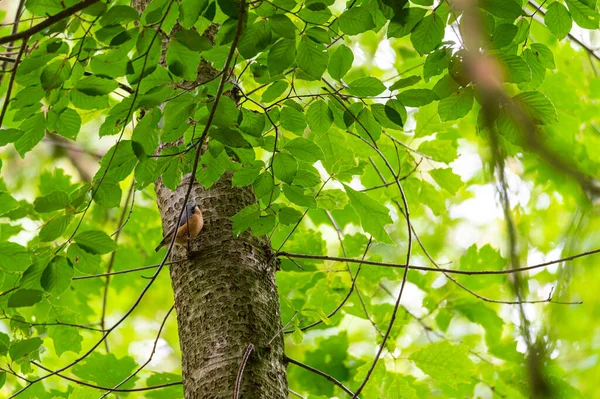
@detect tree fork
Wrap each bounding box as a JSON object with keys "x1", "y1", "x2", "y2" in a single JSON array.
[{"x1": 130, "y1": 0, "x2": 288, "y2": 396}]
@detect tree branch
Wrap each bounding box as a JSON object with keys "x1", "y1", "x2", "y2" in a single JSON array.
[
  {"x1": 286, "y1": 356, "x2": 357, "y2": 398},
  {"x1": 278, "y1": 248, "x2": 600, "y2": 276},
  {"x1": 31, "y1": 361, "x2": 181, "y2": 392},
  {"x1": 0, "y1": 0, "x2": 101, "y2": 45},
  {"x1": 233, "y1": 343, "x2": 254, "y2": 399}
]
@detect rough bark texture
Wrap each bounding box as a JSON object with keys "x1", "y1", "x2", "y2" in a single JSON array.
[
  {"x1": 131, "y1": 0, "x2": 288, "y2": 397},
  {"x1": 155, "y1": 174, "x2": 287, "y2": 398}
]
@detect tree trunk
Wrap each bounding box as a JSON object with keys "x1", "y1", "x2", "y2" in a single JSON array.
[
  {"x1": 154, "y1": 174, "x2": 287, "y2": 398},
  {"x1": 131, "y1": 1, "x2": 288, "y2": 397}
]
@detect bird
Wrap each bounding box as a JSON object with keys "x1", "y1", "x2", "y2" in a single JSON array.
[{"x1": 155, "y1": 200, "x2": 203, "y2": 252}]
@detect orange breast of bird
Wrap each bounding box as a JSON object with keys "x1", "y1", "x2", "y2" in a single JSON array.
[{"x1": 175, "y1": 208, "x2": 204, "y2": 243}]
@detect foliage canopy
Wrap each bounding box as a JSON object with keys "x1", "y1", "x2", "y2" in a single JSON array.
[{"x1": 0, "y1": 0, "x2": 599, "y2": 397}]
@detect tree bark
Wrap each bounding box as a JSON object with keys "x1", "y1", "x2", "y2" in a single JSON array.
[
  {"x1": 154, "y1": 174, "x2": 287, "y2": 398},
  {"x1": 131, "y1": 1, "x2": 288, "y2": 397}
]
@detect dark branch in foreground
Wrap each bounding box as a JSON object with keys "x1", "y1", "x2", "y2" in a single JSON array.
[
  {"x1": 233, "y1": 344, "x2": 255, "y2": 399},
  {"x1": 0, "y1": 0, "x2": 100, "y2": 45},
  {"x1": 278, "y1": 249, "x2": 600, "y2": 276},
  {"x1": 31, "y1": 361, "x2": 181, "y2": 392},
  {"x1": 286, "y1": 356, "x2": 358, "y2": 398}
]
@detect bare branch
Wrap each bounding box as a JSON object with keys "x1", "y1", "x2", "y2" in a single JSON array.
[
  {"x1": 0, "y1": 0, "x2": 100, "y2": 45},
  {"x1": 233, "y1": 344, "x2": 255, "y2": 399},
  {"x1": 286, "y1": 356, "x2": 358, "y2": 398},
  {"x1": 278, "y1": 249, "x2": 600, "y2": 276}
]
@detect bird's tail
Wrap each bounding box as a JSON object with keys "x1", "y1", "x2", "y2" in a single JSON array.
[{"x1": 154, "y1": 235, "x2": 170, "y2": 252}]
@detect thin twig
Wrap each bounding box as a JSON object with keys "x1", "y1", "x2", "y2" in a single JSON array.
[
  {"x1": 286, "y1": 356, "x2": 358, "y2": 398},
  {"x1": 277, "y1": 249, "x2": 599, "y2": 277},
  {"x1": 100, "y1": 306, "x2": 175, "y2": 398},
  {"x1": 233, "y1": 344, "x2": 255, "y2": 399},
  {"x1": 0, "y1": 0, "x2": 100, "y2": 45}
]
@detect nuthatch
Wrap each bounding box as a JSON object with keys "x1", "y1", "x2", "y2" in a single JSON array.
[{"x1": 155, "y1": 201, "x2": 203, "y2": 252}]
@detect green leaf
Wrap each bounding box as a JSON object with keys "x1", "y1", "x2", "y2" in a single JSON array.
[
  {"x1": 179, "y1": 0, "x2": 208, "y2": 28},
  {"x1": 380, "y1": 100, "x2": 405, "y2": 128},
  {"x1": 240, "y1": 109, "x2": 265, "y2": 137},
  {"x1": 9, "y1": 337, "x2": 43, "y2": 362},
  {"x1": 433, "y1": 74, "x2": 460, "y2": 99},
  {"x1": 26, "y1": 0, "x2": 64, "y2": 15},
  {"x1": 67, "y1": 243, "x2": 101, "y2": 274},
  {"x1": 209, "y1": 96, "x2": 240, "y2": 128},
  {"x1": 73, "y1": 353, "x2": 139, "y2": 389},
  {"x1": 284, "y1": 138, "x2": 324, "y2": 163},
  {"x1": 54, "y1": 108, "x2": 81, "y2": 140},
  {"x1": 233, "y1": 164, "x2": 262, "y2": 188},
  {"x1": 390, "y1": 75, "x2": 421, "y2": 91},
  {"x1": 279, "y1": 206, "x2": 303, "y2": 225},
  {"x1": 282, "y1": 184, "x2": 317, "y2": 208},
  {"x1": 292, "y1": 323, "x2": 304, "y2": 344},
  {"x1": 346, "y1": 77, "x2": 386, "y2": 97},
  {"x1": 238, "y1": 19, "x2": 272, "y2": 59},
  {"x1": 273, "y1": 153, "x2": 298, "y2": 184},
  {"x1": 530, "y1": 43, "x2": 556, "y2": 69},
  {"x1": 269, "y1": 14, "x2": 297, "y2": 39},
  {"x1": 218, "y1": 0, "x2": 241, "y2": 19},
  {"x1": 0, "y1": 332, "x2": 9, "y2": 357},
  {"x1": 479, "y1": 0, "x2": 524, "y2": 20},
  {"x1": 566, "y1": 0, "x2": 599, "y2": 29},
  {"x1": 231, "y1": 204, "x2": 260, "y2": 236},
  {"x1": 100, "y1": 5, "x2": 139, "y2": 26},
  {"x1": 14, "y1": 113, "x2": 45, "y2": 158},
  {"x1": 317, "y1": 189, "x2": 348, "y2": 210},
  {"x1": 492, "y1": 23, "x2": 518, "y2": 48},
  {"x1": 297, "y1": 36, "x2": 328, "y2": 80},
  {"x1": 409, "y1": 341, "x2": 477, "y2": 388},
  {"x1": 388, "y1": 7, "x2": 427, "y2": 38},
  {"x1": 513, "y1": 91, "x2": 558, "y2": 125},
  {"x1": 410, "y1": 13, "x2": 445, "y2": 55},
  {"x1": 430, "y1": 168, "x2": 463, "y2": 194},
  {"x1": 328, "y1": 45, "x2": 354, "y2": 81},
  {"x1": 294, "y1": 165, "x2": 321, "y2": 188},
  {"x1": 8, "y1": 289, "x2": 43, "y2": 308},
  {"x1": 210, "y1": 127, "x2": 250, "y2": 148},
  {"x1": 398, "y1": 89, "x2": 438, "y2": 107},
  {"x1": 268, "y1": 39, "x2": 296, "y2": 76},
  {"x1": 343, "y1": 185, "x2": 393, "y2": 244},
  {"x1": 280, "y1": 106, "x2": 307, "y2": 134},
  {"x1": 41, "y1": 256, "x2": 73, "y2": 296},
  {"x1": 48, "y1": 321, "x2": 83, "y2": 357},
  {"x1": 93, "y1": 141, "x2": 137, "y2": 182},
  {"x1": 250, "y1": 214, "x2": 276, "y2": 236},
  {"x1": 424, "y1": 47, "x2": 451, "y2": 81},
  {"x1": 0, "y1": 192, "x2": 20, "y2": 215},
  {"x1": 306, "y1": 100, "x2": 333, "y2": 134},
  {"x1": 166, "y1": 30, "x2": 211, "y2": 80},
  {"x1": 417, "y1": 140, "x2": 457, "y2": 163},
  {"x1": 262, "y1": 80, "x2": 289, "y2": 103},
  {"x1": 74, "y1": 230, "x2": 117, "y2": 254},
  {"x1": 338, "y1": 7, "x2": 375, "y2": 35},
  {"x1": 437, "y1": 87, "x2": 474, "y2": 121},
  {"x1": 0, "y1": 128, "x2": 24, "y2": 146},
  {"x1": 40, "y1": 60, "x2": 70, "y2": 91},
  {"x1": 0, "y1": 242, "x2": 31, "y2": 272},
  {"x1": 39, "y1": 213, "x2": 73, "y2": 242},
  {"x1": 497, "y1": 54, "x2": 531, "y2": 83},
  {"x1": 34, "y1": 191, "x2": 70, "y2": 213},
  {"x1": 545, "y1": 2, "x2": 572, "y2": 39},
  {"x1": 94, "y1": 182, "x2": 122, "y2": 208},
  {"x1": 460, "y1": 244, "x2": 506, "y2": 272},
  {"x1": 74, "y1": 75, "x2": 119, "y2": 96},
  {"x1": 0, "y1": 223, "x2": 22, "y2": 241}
]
